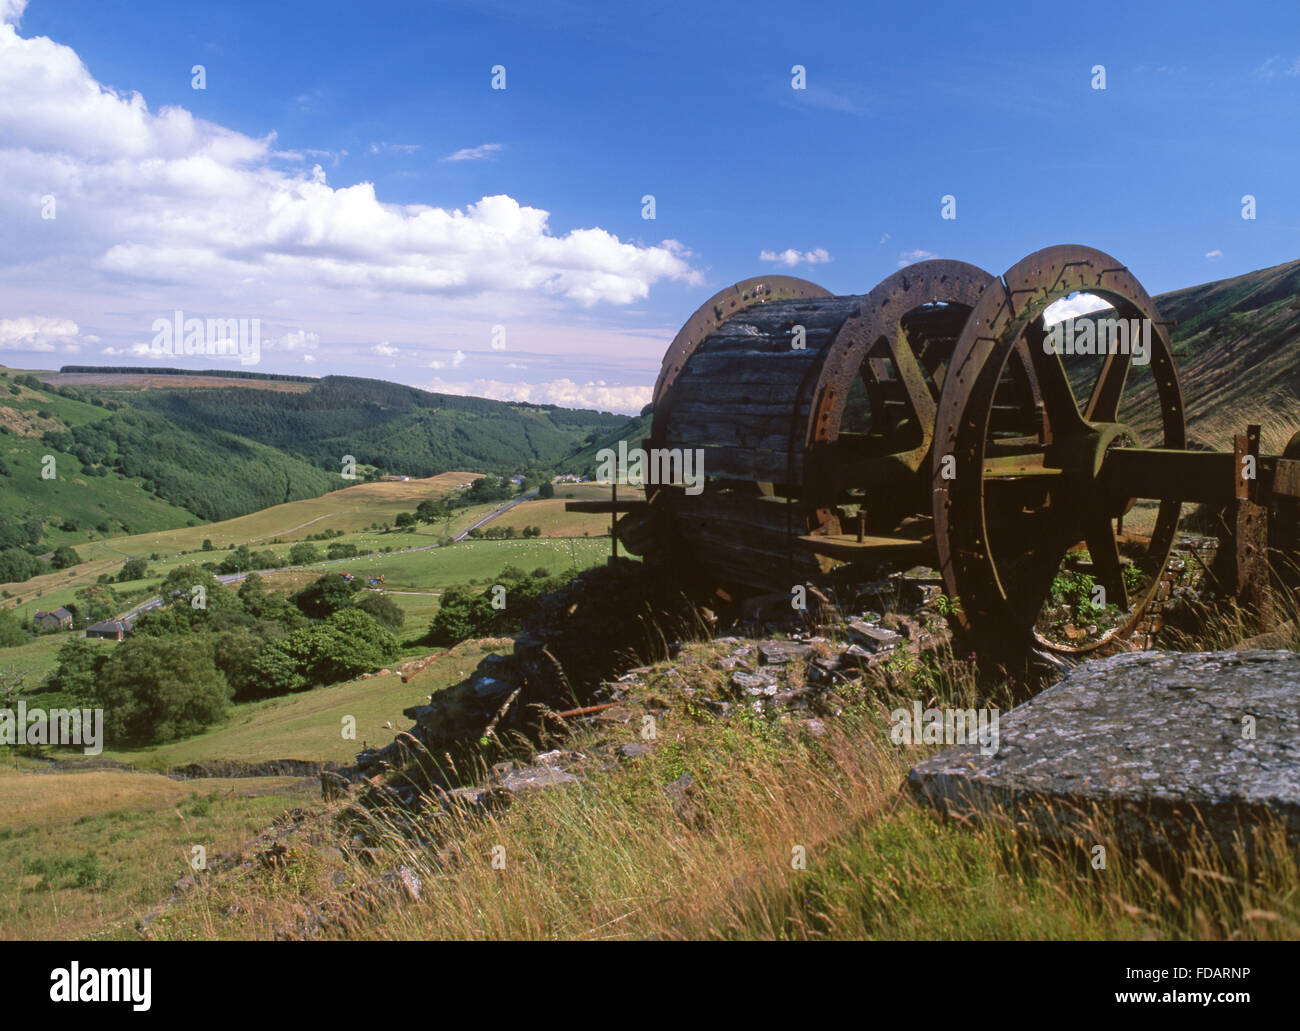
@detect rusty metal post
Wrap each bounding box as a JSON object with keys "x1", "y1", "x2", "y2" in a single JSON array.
[
  {"x1": 1229, "y1": 425, "x2": 1272, "y2": 626},
  {"x1": 610, "y1": 480, "x2": 619, "y2": 565}
]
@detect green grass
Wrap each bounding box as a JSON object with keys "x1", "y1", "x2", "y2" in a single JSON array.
[
  {"x1": 74, "y1": 639, "x2": 504, "y2": 768},
  {"x1": 0, "y1": 766, "x2": 318, "y2": 940},
  {"x1": 0, "y1": 491, "x2": 583, "y2": 620},
  {"x1": 319, "y1": 537, "x2": 613, "y2": 590},
  {"x1": 0, "y1": 631, "x2": 115, "y2": 687},
  {"x1": 134, "y1": 638, "x2": 1300, "y2": 942}
]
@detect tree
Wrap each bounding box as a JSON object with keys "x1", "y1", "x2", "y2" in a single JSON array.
[
  {"x1": 538, "y1": 480, "x2": 555, "y2": 499},
  {"x1": 292, "y1": 573, "x2": 360, "y2": 619},
  {"x1": 0, "y1": 608, "x2": 26, "y2": 647},
  {"x1": 213, "y1": 627, "x2": 269, "y2": 701},
  {"x1": 0, "y1": 548, "x2": 45, "y2": 583},
  {"x1": 288, "y1": 543, "x2": 321, "y2": 566},
  {"x1": 215, "y1": 544, "x2": 253, "y2": 575},
  {"x1": 355, "y1": 592, "x2": 404, "y2": 631},
  {"x1": 249, "y1": 608, "x2": 396, "y2": 696},
  {"x1": 50, "y1": 545, "x2": 82, "y2": 570},
  {"x1": 51, "y1": 638, "x2": 108, "y2": 698},
  {"x1": 415, "y1": 498, "x2": 446, "y2": 523},
  {"x1": 309, "y1": 609, "x2": 398, "y2": 684},
  {"x1": 394, "y1": 511, "x2": 417, "y2": 529},
  {"x1": 248, "y1": 640, "x2": 309, "y2": 696},
  {"x1": 82, "y1": 636, "x2": 229, "y2": 745},
  {"x1": 117, "y1": 556, "x2": 148, "y2": 583},
  {"x1": 424, "y1": 584, "x2": 479, "y2": 645},
  {"x1": 74, "y1": 585, "x2": 117, "y2": 625}
]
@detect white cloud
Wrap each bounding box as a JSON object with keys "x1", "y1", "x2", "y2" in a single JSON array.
[
  {"x1": 452, "y1": 348, "x2": 465, "y2": 367},
  {"x1": 897, "y1": 249, "x2": 937, "y2": 268},
  {"x1": 301, "y1": 353, "x2": 316, "y2": 363},
  {"x1": 423, "y1": 376, "x2": 650, "y2": 414},
  {"x1": 0, "y1": 21, "x2": 699, "y2": 309},
  {"x1": 372, "y1": 342, "x2": 399, "y2": 357},
  {"x1": 1257, "y1": 56, "x2": 1300, "y2": 79},
  {"x1": 0, "y1": 315, "x2": 80, "y2": 351},
  {"x1": 1205, "y1": 249, "x2": 1223, "y2": 260},
  {"x1": 0, "y1": 1, "x2": 26, "y2": 26},
  {"x1": 760, "y1": 247, "x2": 831, "y2": 267},
  {"x1": 443, "y1": 143, "x2": 503, "y2": 162},
  {"x1": 1043, "y1": 292, "x2": 1111, "y2": 326},
  {"x1": 271, "y1": 329, "x2": 319, "y2": 351},
  {"x1": 367, "y1": 142, "x2": 421, "y2": 155}
]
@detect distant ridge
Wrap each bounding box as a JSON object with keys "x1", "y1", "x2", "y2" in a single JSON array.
[{"x1": 60, "y1": 365, "x2": 318, "y2": 384}]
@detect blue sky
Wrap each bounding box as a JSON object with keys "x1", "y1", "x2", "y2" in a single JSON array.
[{"x1": 3, "y1": 0, "x2": 1300, "y2": 412}]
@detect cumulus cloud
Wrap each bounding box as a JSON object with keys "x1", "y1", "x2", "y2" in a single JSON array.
[
  {"x1": 1042, "y1": 292, "x2": 1112, "y2": 325},
  {"x1": 429, "y1": 348, "x2": 467, "y2": 370},
  {"x1": 0, "y1": 20, "x2": 699, "y2": 308},
  {"x1": 0, "y1": 315, "x2": 81, "y2": 351},
  {"x1": 443, "y1": 143, "x2": 502, "y2": 162},
  {"x1": 897, "y1": 249, "x2": 938, "y2": 268},
  {"x1": 372, "y1": 342, "x2": 399, "y2": 357},
  {"x1": 271, "y1": 329, "x2": 319, "y2": 351},
  {"x1": 760, "y1": 247, "x2": 831, "y2": 267},
  {"x1": 424, "y1": 376, "x2": 650, "y2": 414},
  {"x1": 1206, "y1": 249, "x2": 1223, "y2": 260}
]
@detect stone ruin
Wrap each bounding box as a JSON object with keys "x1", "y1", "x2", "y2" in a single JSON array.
[{"x1": 908, "y1": 649, "x2": 1300, "y2": 857}]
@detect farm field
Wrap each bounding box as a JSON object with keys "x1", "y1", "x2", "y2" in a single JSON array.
[
  {"x1": 506, "y1": 482, "x2": 644, "y2": 538},
  {"x1": 39, "y1": 371, "x2": 317, "y2": 394},
  {"x1": 0, "y1": 764, "x2": 318, "y2": 940},
  {"x1": 0, "y1": 473, "x2": 504, "y2": 617},
  {"x1": 2, "y1": 535, "x2": 613, "y2": 685},
  {"x1": 65, "y1": 469, "x2": 487, "y2": 559},
  {"x1": 86, "y1": 639, "x2": 504, "y2": 769},
  {"x1": 0, "y1": 640, "x2": 506, "y2": 939}
]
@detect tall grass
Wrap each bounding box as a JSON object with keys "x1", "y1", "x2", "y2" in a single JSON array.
[{"x1": 142, "y1": 642, "x2": 1300, "y2": 941}]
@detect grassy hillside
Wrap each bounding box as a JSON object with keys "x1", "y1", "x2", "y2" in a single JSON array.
[
  {"x1": 102, "y1": 373, "x2": 629, "y2": 478},
  {"x1": 557, "y1": 410, "x2": 652, "y2": 477},
  {"x1": 0, "y1": 373, "x2": 199, "y2": 544},
  {"x1": 1117, "y1": 259, "x2": 1300, "y2": 447}
]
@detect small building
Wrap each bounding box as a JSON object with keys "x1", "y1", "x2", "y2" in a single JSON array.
[
  {"x1": 86, "y1": 618, "x2": 133, "y2": 641},
  {"x1": 33, "y1": 607, "x2": 73, "y2": 632}
]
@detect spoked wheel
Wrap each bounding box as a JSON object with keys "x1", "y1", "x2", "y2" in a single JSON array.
[
  {"x1": 932, "y1": 245, "x2": 1186, "y2": 655},
  {"x1": 807, "y1": 259, "x2": 996, "y2": 534}
]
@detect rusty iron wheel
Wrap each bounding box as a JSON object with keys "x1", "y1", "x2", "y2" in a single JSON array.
[{"x1": 932, "y1": 244, "x2": 1186, "y2": 655}]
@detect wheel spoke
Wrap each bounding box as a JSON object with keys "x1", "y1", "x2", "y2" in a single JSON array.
[
  {"x1": 1085, "y1": 352, "x2": 1131, "y2": 423},
  {"x1": 1010, "y1": 508, "x2": 1081, "y2": 626},
  {"x1": 1083, "y1": 513, "x2": 1129, "y2": 611},
  {"x1": 1024, "y1": 321, "x2": 1088, "y2": 438}
]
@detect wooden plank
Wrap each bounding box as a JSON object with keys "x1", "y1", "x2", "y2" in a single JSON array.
[
  {"x1": 1273, "y1": 458, "x2": 1300, "y2": 499},
  {"x1": 796, "y1": 533, "x2": 934, "y2": 563},
  {"x1": 662, "y1": 446, "x2": 804, "y2": 483},
  {"x1": 565, "y1": 500, "x2": 650, "y2": 514}
]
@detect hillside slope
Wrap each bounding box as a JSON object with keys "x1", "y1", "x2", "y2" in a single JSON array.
[
  {"x1": 1151, "y1": 258, "x2": 1300, "y2": 447},
  {"x1": 61, "y1": 370, "x2": 628, "y2": 477}
]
